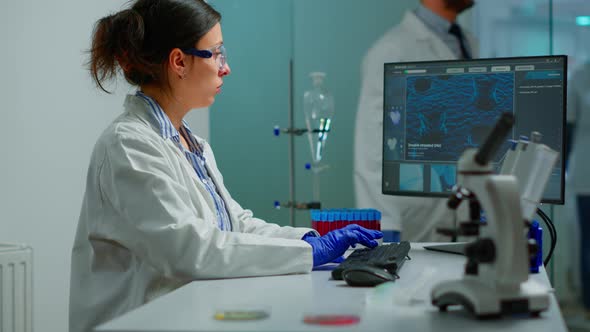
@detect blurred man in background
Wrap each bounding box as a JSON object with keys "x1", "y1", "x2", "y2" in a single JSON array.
[{"x1": 354, "y1": 0, "x2": 478, "y2": 242}]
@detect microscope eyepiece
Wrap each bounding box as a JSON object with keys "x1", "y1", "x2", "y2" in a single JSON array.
[{"x1": 474, "y1": 112, "x2": 515, "y2": 166}]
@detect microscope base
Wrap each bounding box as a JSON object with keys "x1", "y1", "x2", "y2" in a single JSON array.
[{"x1": 431, "y1": 278, "x2": 550, "y2": 319}]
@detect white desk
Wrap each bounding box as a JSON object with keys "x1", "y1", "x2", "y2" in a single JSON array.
[{"x1": 95, "y1": 243, "x2": 567, "y2": 332}]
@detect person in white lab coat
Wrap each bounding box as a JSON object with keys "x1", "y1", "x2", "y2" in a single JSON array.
[
  {"x1": 69, "y1": 1, "x2": 382, "y2": 331},
  {"x1": 354, "y1": 0, "x2": 478, "y2": 242},
  {"x1": 564, "y1": 62, "x2": 590, "y2": 309}
]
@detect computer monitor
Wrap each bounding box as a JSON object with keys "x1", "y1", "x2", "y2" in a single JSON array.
[{"x1": 382, "y1": 55, "x2": 566, "y2": 204}]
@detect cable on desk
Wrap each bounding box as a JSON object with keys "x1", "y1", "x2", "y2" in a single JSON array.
[
  {"x1": 536, "y1": 208, "x2": 556, "y2": 266},
  {"x1": 537, "y1": 208, "x2": 556, "y2": 266}
]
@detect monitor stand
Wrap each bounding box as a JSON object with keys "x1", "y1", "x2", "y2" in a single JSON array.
[{"x1": 423, "y1": 242, "x2": 467, "y2": 255}]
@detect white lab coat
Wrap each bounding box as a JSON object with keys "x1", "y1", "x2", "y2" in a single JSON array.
[
  {"x1": 69, "y1": 94, "x2": 315, "y2": 332},
  {"x1": 354, "y1": 10, "x2": 478, "y2": 241}
]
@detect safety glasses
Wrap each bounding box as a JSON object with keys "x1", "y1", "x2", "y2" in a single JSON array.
[{"x1": 182, "y1": 44, "x2": 227, "y2": 71}]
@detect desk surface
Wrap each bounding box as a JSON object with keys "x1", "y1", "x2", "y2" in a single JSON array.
[{"x1": 95, "y1": 244, "x2": 567, "y2": 332}]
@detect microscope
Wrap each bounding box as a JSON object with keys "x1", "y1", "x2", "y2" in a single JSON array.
[{"x1": 431, "y1": 112, "x2": 559, "y2": 318}]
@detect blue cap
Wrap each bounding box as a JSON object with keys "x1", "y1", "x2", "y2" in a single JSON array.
[
  {"x1": 528, "y1": 220, "x2": 543, "y2": 273},
  {"x1": 333, "y1": 210, "x2": 341, "y2": 221},
  {"x1": 310, "y1": 209, "x2": 319, "y2": 221},
  {"x1": 327, "y1": 211, "x2": 335, "y2": 222},
  {"x1": 360, "y1": 210, "x2": 368, "y2": 221},
  {"x1": 353, "y1": 210, "x2": 361, "y2": 221},
  {"x1": 345, "y1": 211, "x2": 353, "y2": 222},
  {"x1": 320, "y1": 211, "x2": 328, "y2": 222},
  {"x1": 273, "y1": 125, "x2": 280, "y2": 136},
  {"x1": 508, "y1": 139, "x2": 518, "y2": 150}
]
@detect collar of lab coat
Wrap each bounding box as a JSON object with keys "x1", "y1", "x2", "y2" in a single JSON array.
[
  {"x1": 402, "y1": 11, "x2": 455, "y2": 59},
  {"x1": 401, "y1": 10, "x2": 479, "y2": 60},
  {"x1": 132, "y1": 91, "x2": 205, "y2": 155},
  {"x1": 122, "y1": 93, "x2": 209, "y2": 177},
  {"x1": 134, "y1": 91, "x2": 190, "y2": 139},
  {"x1": 122, "y1": 94, "x2": 204, "y2": 146},
  {"x1": 123, "y1": 94, "x2": 165, "y2": 132},
  {"x1": 122, "y1": 93, "x2": 236, "y2": 228},
  {"x1": 415, "y1": 4, "x2": 453, "y2": 36}
]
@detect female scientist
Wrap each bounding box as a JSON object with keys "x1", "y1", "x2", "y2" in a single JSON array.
[{"x1": 69, "y1": 1, "x2": 382, "y2": 331}]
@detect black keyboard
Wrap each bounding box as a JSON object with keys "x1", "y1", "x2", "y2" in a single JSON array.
[{"x1": 331, "y1": 241, "x2": 411, "y2": 280}]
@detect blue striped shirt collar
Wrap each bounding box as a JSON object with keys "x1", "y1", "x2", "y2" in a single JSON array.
[
  {"x1": 414, "y1": 4, "x2": 452, "y2": 36},
  {"x1": 135, "y1": 91, "x2": 190, "y2": 139},
  {"x1": 135, "y1": 91, "x2": 202, "y2": 153}
]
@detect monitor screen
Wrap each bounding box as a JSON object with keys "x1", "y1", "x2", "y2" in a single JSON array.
[{"x1": 382, "y1": 55, "x2": 566, "y2": 204}]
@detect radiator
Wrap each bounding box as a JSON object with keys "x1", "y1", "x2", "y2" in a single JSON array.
[{"x1": 0, "y1": 244, "x2": 32, "y2": 332}]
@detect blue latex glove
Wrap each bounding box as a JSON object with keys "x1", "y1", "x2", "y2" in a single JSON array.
[{"x1": 303, "y1": 224, "x2": 383, "y2": 267}]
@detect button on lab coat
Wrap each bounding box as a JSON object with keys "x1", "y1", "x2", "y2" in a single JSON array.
[
  {"x1": 354, "y1": 10, "x2": 478, "y2": 241},
  {"x1": 69, "y1": 94, "x2": 315, "y2": 332}
]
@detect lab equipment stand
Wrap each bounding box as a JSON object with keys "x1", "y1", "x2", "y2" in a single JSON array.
[{"x1": 272, "y1": 61, "x2": 329, "y2": 226}]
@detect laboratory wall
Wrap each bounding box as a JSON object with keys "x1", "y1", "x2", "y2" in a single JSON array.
[
  {"x1": 0, "y1": 1, "x2": 208, "y2": 331},
  {"x1": 206, "y1": 0, "x2": 295, "y2": 227},
  {"x1": 208, "y1": 0, "x2": 416, "y2": 228}
]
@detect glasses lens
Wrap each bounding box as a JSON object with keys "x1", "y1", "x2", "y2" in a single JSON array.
[{"x1": 217, "y1": 45, "x2": 226, "y2": 69}]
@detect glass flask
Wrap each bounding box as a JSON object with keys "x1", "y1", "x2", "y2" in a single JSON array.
[{"x1": 303, "y1": 72, "x2": 335, "y2": 201}]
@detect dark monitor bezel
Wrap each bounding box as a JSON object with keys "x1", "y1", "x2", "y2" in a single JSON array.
[{"x1": 381, "y1": 55, "x2": 567, "y2": 205}]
